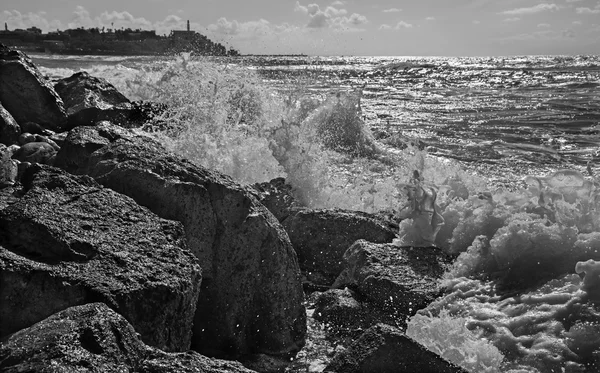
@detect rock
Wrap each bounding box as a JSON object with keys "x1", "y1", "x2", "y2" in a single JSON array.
[
  {"x1": 17, "y1": 132, "x2": 36, "y2": 145},
  {"x1": 54, "y1": 122, "x2": 306, "y2": 360},
  {"x1": 0, "y1": 102, "x2": 20, "y2": 145},
  {"x1": 20, "y1": 120, "x2": 53, "y2": 136},
  {"x1": 0, "y1": 145, "x2": 17, "y2": 187},
  {"x1": 283, "y1": 209, "x2": 398, "y2": 285},
  {"x1": 332, "y1": 240, "x2": 453, "y2": 320},
  {"x1": 0, "y1": 165, "x2": 201, "y2": 351},
  {"x1": 54, "y1": 71, "x2": 134, "y2": 129},
  {"x1": 11, "y1": 141, "x2": 57, "y2": 164},
  {"x1": 0, "y1": 44, "x2": 67, "y2": 131},
  {"x1": 251, "y1": 177, "x2": 304, "y2": 222},
  {"x1": 324, "y1": 324, "x2": 468, "y2": 373},
  {"x1": 313, "y1": 288, "x2": 368, "y2": 331},
  {"x1": 0, "y1": 302, "x2": 257, "y2": 373}
]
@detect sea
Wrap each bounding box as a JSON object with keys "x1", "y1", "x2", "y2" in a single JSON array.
[{"x1": 30, "y1": 53, "x2": 600, "y2": 373}]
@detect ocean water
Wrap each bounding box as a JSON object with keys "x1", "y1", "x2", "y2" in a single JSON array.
[{"x1": 30, "y1": 53, "x2": 600, "y2": 372}]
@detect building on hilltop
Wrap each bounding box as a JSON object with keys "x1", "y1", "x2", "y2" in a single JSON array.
[{"x1": 170, "y1": 20, "x2": 196, "y2": 40}]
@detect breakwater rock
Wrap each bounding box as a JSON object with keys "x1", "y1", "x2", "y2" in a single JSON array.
[
  {"x1": 0, "y1": 302, "x2": 256, "y2": 373},
  {"x1": 0, "y1": 43, "x2": 478, "y2": 373}
]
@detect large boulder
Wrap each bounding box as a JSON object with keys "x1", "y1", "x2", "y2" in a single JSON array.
[
  {"x1": 0, "y1": 302, "x2": 257, "y2": 373},
  {"x1": 0, "y1": 44, "x2": 67, "y2": 131},
  {"x1": 0, "y1": 165, "x2": 201, "y2": 352},
  {"x1": 54, "y1": 122, "x2": 307, "y2": 360},
  {"x1": 0, "y1": 102, "x2": 20, "y2": 145},
  {"x1": 324, "y1": 324, "x2": 468, "y2": 373},
  {"x1": 283, "y1": 209, "x2": 397, "y2": 285},
  {"x1": 332, "y1": 240, "x2": 453, "y2": 319},
  {"x1": 54, "y1": 71, "x2": 135, "y2": 129}
]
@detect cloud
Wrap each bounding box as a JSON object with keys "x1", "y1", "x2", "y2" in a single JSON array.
[
  {"x1": 425, "y1": 16, "x2": 435, "y2": 21},
  {"x1": 504, "y1": 17, "x2": 521, "y2": 22},
  {"x1": 383, "y1": 8, "x2": 401, "y2": 13},
  {"x1": 2, "y1": 9, "x2": 62, "y2": 31},
  {"x1": 538, "y1": 23, "x2": 551, "y2": 27},
  {"x1": 380, "y1": 21, "x2": 413, "y2": 30},
  {"x1": 576, "y1": 6, "x2": 600, "y2": 14},
  {"x1": 566, "y1": 0, "x2": 584, "y2": 2},
  {"x1": 207, "y1": 17, "x2": 296, "y2": 40},
  {"x1": 295, "y1": 1, "x2": 368, "y2": 31},
  {"x1": 500, "y1": 3, "x2": 559, "y2": 15}
]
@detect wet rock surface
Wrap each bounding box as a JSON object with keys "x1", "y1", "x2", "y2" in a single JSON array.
[
  {"x1": 54, "y1": 122, "x2": 307, "y2": 360},
  {"x1": 0, "y1": 44, "x2": 67, "y2": 131},
  {"x1": 324, "y1": 323, "x2": 468, "y2": 373},
  {"x1": 283, "y1": 209, "x2": 398, "y2": 285},
  {"x1": 0, "y1": 165, "x2": 201, "y2": 351},
  {"x1": 332, "y1": 240, "x2": 453, "y2": 320},
  {"x1": 54, "y1": 71, "x2": 134, "y2": 129},
  {"x1": 0, "y1": 102, "x2": 20, "y2": 146},
  {"x1": 0, "y1": 302, "x2": 257, "y2": 373}
]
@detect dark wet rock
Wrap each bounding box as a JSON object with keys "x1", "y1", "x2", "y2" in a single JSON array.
[
  {"x1": 283, "y1": 209, "x2": 398, "y2": 285},
  {"x1": 11, "y1": 141, "x2": 57, "y2": 165},
  {"x1": 0, "y1": 145, "x2": 17, "y2": 188},
  {"x1": 0, "y1": 44, "x2": 67, "y2": 131},
  {"x1": 332, "y1": 240, "x2": 453, "y2": 320},
  {"x1": 17, "y1": 132, "x2": 36, "y2": 145},
  {"x1": 20, "y1": 120, "x2": 53, "y2": 136},
  {"x1": 0, "y1": 102, "x2": 20, "y2": 145},
  {"x1": 0, "y1": 302, "x2": 257, "y2": 373},
  {"x1": 130, "y1": 100, "x2": 171, "y2": 130},
  {"x1": 324, "y1": 324, "x2": 468, "y2": 373},
  {"x1": 312, "y1": 288, "x2": 405, "y2": 342},
  {"x1": 251, "y1": 177, "x2": 304, "y2": 222},
  {"x1": 0, "y1": 165, "x2": 201, "y2": 351},
  {"x1": 313, "y1": 288, "x2": 367, "y2": 330},
  {"x1": 54, "y1": 122, "x2": 306, "y2": 360},
  {"x1": 54, "y1": 71, "x2": 134, "y2": 129}
]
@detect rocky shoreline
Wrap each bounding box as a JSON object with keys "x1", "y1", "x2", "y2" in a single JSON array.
[{"x1": 0, "y1": 43, "x2": 467, "y2": 372}]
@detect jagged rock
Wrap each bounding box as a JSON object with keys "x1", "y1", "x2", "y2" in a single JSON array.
[
  {"x1": 0, "y1": 165, "x2": 201, "y2": 351},
  {"x1": 251, "y1": 177, "x2": 304, "y2": 222},
  {"x1": 0, "y1": 302, "x2": 257, "y2": 373},
  {"x1": 0, "y1": 102, "x2": 20, "y2": 145},
  {"x1": 20, "y1": 120, "x2": 53, "y2": 136},
  {"x1": 54, "y1": 71, "x2": 134, "y2": 129},
  {"x1": 0, "y1": 44, "x2": 67, "y2": 131},
  {"x1": 332, "y1": 240, "x2": 453, "y2": 320},
  {"x1": 324, "y1": 324, "x2": 468, "y2": 373},
  {"x1": 17, "y1": 132, "x2": 36, "y2": 145},
  {"x1": 0, "y1": 145, "x2": 17, "y2": 187},
  {"x1": 11, "y1": 141, "x2": 57, "y2": 165},
  {"x1": 313, "y1": 288, "x2": 367, "y2": 330},
  {"x1": 54, "y1": 122, "x2": 306, "y2": 360},
  {"x1": 283, "y1": 209, "x2": 397, "y2": 285}
]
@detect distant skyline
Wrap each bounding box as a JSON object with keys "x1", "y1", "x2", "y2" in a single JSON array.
[{"x1": 1, "y1": 0, "x2": 599, "y2": 56}]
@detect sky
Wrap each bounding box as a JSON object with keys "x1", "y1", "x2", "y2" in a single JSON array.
[{"x1": 1, "y1": 0, "x2": 599, "y2": 56}]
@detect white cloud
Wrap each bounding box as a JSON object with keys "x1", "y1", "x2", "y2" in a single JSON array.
[
  {"x1": 2, "y1": 10, "x2": 62, "y2": 31},
  {"x1": 425, "y1": 16, "x2": 435, "y2": 21},
  {"x1": 207, "y1": 17, "x2": 296, "y2": 40},
  {"x1": 396, "y1": 21, "x2": 413, "y2": 28},
  {"x1": 383, "y1": 8, "x2": 401, "y2": 13},
  {"x1": 572, "y1": 20, "x2": 583, "y2": 25},
  {"x1": 379, "y1": 21, "x2": 413, "y2": 30},
  {"x1": 566, "y1": 0, "x2": 584, "y2": 2},
  {"x1": 504, "y1": 17, "x2": 521, "y2": 22},
  {"x1": 500, "y1": 3, "x2": 559, "y2": 15},
  {"x1": 473, "y1": 20, "x2": 481, "y2": 24},
  {"x1": 576, "y1": 6, "x2": 600, "y2": 14},
  {"x1": 538, "y1": 23, "x2": 551, "y2": 27},
  {"x1": 295, "y1": 1, "x2": 368, "y2": 31}
]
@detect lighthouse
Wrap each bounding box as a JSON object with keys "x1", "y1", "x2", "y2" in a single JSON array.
[{"x1": 187, "y1": 20, "x2": 190, "y2": 32}]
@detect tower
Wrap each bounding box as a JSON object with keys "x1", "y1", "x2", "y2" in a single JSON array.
[
  {"x1": 187, "y1": 20, "x2": 190, "y2": 32},
  {"x1": 4, "y1": 22, "x2": 7, "y2": 31}
]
